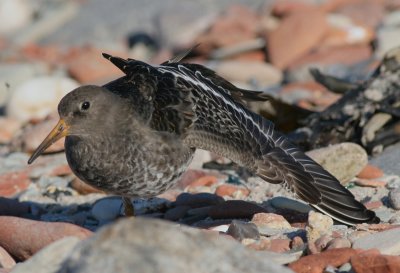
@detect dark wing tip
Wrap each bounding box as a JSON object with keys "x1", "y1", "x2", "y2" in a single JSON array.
[
  {"x1": 102, "y1": 52, "x2": 112, "y2": 59},
  {"x1": 102, "y1": 52, "x2": 129, "y2": 74}
]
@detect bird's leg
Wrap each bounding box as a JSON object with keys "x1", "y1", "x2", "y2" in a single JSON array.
[{"x1": 122, "y1": 197, "x2": 135, "y2": 217}]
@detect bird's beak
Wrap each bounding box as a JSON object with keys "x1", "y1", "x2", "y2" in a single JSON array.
[{"x1": 28, "y1": 119, "x2": 70, "y2": 164}]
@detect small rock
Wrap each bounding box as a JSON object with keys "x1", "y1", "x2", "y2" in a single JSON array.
[
  {"x1": 213, "y1": 61, "x2": 282, "y2": 87},
  {"x1": 354, "y1": 179, "x2": 387, "y2": 188},
  {"x1": 309, "y1": 234, "x2": 332, "y2": 254},
  {"x1": 306, "y1": 211, "x2": 333, "y2": 243},
  {"x1": 0, "y1": 216, "x2": 92, "y2": 261},
  {"x1": 195, "y1": 5, "x2": 259, "y2": 50},
  {"x1": 7, "y1": 77, "x2": 78, "y2": 123},
  {"x1": 351, "y1": 249, "x2": 400, "y2": 273},
  {"x1": 215, "y1": 184, "x2": 249, "y2": 198},
  {"x1": 67, "y1": 47, "x2": 124, "y2": 84},
  {"x1": 365, "y1": 200, "x2": 383, "y2": 210},
  {"x1": 389, "y1": 214, "x2": 400, "y2": 224},
  {"x1": 227, "y1": 220, "x2": 260, "y2": 241},
  {"x1": 326, "y1": 237, "x2": 351, "y2": 250},
  {"x1": 0, "y1": 246, "x2": 15, "y2": 269},
  {"x1": 164, "y1": 206, "x2": 190, "y2": 221},
  {"x1": 16, "y1": 115, "x2": 65, "y2": 154},
  {"x1": 0, "y1": 118, "x2": 22, "y2": 144},
  {"x1": 251, "y1": 213, "x2": 291, "y2": 229},
  {"x1": 208, "y1": 200, "x2": 267, "y2": 219},
  {"x1": 289, "y1": 45, "x2": 372, "y2": 70},
  {"x1": 174, "y1": 192, "x2": 224, "y2": 208},
  {"x1": 269, "y1": 239, "x2": 291, "y2": 253},
  {"x1": 357, "y1": 164, "x2": 384, "y2": 179},
  {"x1": 245, "y1": 237, "x2": 271, "y2": 251},
  {"x1": 0, "y1": 170, "x2": 31, "y2": 197},
  {"x1": 59, "y1": 217, "x2": 294, "y2": 273},
  {"x1": 289, "y1": 248, "x2": 359, "y2": 273},
  {"x1": 267, "y1": 7, "x2": 328, "y2": 69},
  {"x1": 291, "y1": 236, "x2": 304, "y2": 250},
  {"x1": 389, "y1": 188, "x2": 400, "y2": 210},
  {"x1": 352, "y1": 227, "x2": 400, "y2": 255},
  {"x1": 91, "y1": 197, "x2": 123, "y2": 223},
  {"x1": 188, "y1": 175, "x2": 218, "y2": 188},
  {"x1": 270, "y1": 197, "x2": 312, "y2": 213},
  {"x1": 10, "y1": 236, "x2": 81, "y2": 273},
  {"x1": 306, "y1": 143, "x2": 368, "y2": 185},
  {"x1": 176, "y1": 169, "x2": 211, "y2": 189},
  {"x1": 348, "y1": 230, "x2": 371, "y2": 244},
  {"x1": 0, "y1": 197, "x2": 30, "y2": 216},
  {"x1": 0, "y1": 0, "x2": 33, "y2": 34}
]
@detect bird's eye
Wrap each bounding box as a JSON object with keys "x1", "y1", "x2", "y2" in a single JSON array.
[{"x1": 81, "y1": 101, "x2": 90, "y2": 111}]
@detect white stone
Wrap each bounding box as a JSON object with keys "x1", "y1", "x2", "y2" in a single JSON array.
[
  {"x1": 0, "y1": 0, "x2": 33, "y2": 34},
  {"x1": 7, "y1": 76, "x2": 78, "y2": 123}
]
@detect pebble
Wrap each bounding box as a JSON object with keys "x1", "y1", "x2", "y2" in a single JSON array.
[
  {"x1": 0, "y1": 246, "x2": 15, "y2": 269},
  {"x1": 10, "y1": 236, "x2": 81, "y2": 273},
  {"x1": 0, "y1": 197, "x2": 30, "y2": 216},
  {"x1": 0, "y1": 0, "x2": 33, "y2": 35},
  {"x1": 215, "y1": 184, "x2": 250, "y2": 198},
  {"x1": 270, "y1": 197, "x2": 312, "y2": 213},
  {"x1": 174, "y1": 192, "x2": 224, "y2": 208},
  {"x1": 187, "y1": 175, "x2": 218, "y2": 188},
  {"x1": 208, "y1": 200, "x2": 268, "y2": 219},
  {"x1": 357, "y1": 164, "x2": 384, "y2": 179},
  {"x1": 351, "y1": 249, "x2": 400, "y2": 273},
  {"x1": 213, "y1": 60, "x2": 282, "y2": 87},
  {"x1": 269, "y1": 239, "x2": 291, "y2": 253},
  {"x1": 251, "y1": 213, "x2": 291, "y2": 230},
  {"x1": 91, "y1": 197, "x2": 123, "y2": 223},
  {"x1": 352, "y1": 227, "x2": 400, "y2": 255},
  {"x1": 308, "y1": 234, "x2": 332, "y2": 254},
  {"x1": 306, "y1": 142, "x2": 368, "y2": 185},
  {"x1": 57, "y1": 217, "x2": 294, "y2": 273},
  {"x1": 7, "y1": 76, "x2": 78, "y2": 123},
  {"x1": 0, "y1": 216, "x2": 92, "y2": 261},
  {"x1": 164, "y1": 206, "x2": 191, "y2": 221},
  {"x1": 306, "y1": 211, "x2": 333, "y2": 243},
  {"x1": 226, "y1": 220, "x2": 260, "y2": 241},
  {"x1": 0, "y1": 170, "x2": 31, "y2": 197},
  {"x1": 66, "y1": 47, "x2": 125, "y2": 84},
  {"x1": 288, "y1": 248, "x2": 359, "y2": 273},
  {"x1": 326, "y1": 237, "x2": 351, "y2": 250},
  {"x1": 389, "y1": 188, "x2": 400, "y2": 210},
  {"x1": 15, "y1": 115, "x2": 65, "y2": 154},
  {"x1": 0, "y1": 118, "x2": 22, "y2": 144},
  {"x1": 354, "y1": 179, "x2": 387, "y2": 187},
  {"x1": 267, "y1": 7, "x2": 328, "y2": 69},
  {"x1": 291, "y1": 236, "x2": 304, "y2": 250}
]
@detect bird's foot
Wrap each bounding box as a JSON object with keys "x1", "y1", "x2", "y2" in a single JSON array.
[{"x1": 122, "y1": 197, "x2": 135, "y2": 217}]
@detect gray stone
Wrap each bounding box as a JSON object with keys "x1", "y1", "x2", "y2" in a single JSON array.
[
  {"x1": 11, "y1": 237, "x2": 81, "y2": 273},
  {"x1": 371, "y1": 142, "x2": 400, "y2": 175},
  {"x1": 174, "y1": 192, "x2": 224, "y2": 208},
  {"x1": 91, "y1": 197, "x2": 122, "y2": 223},
  {"x1": 163, "y1": 206, "x2": 190, "y2": 221},
  {"x1": 57, "y1": 218, "x2": 294, "y2": 273},
  {"x1": 227, "y1": 220, "x2": 260, "y2": 241},
  {"x1": 352, "y1": 227, "x2": 400, "y2": 255},
  {"x1": 389, "y1": 188, "x2": 400, "y2": 210},
  {"x1": 377, "y1": 27, "x2": 400, "y2": 58},
  {"x1": 306, "y1": 143, "x2": 368, "y2": 185},
  {"x1": 270, "y1": 197, "x2": 312, "y2": 214}
]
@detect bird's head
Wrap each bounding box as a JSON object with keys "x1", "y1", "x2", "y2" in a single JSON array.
[{"x1": 28, "y1": 85, "x2": 130, "y2": 164}]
